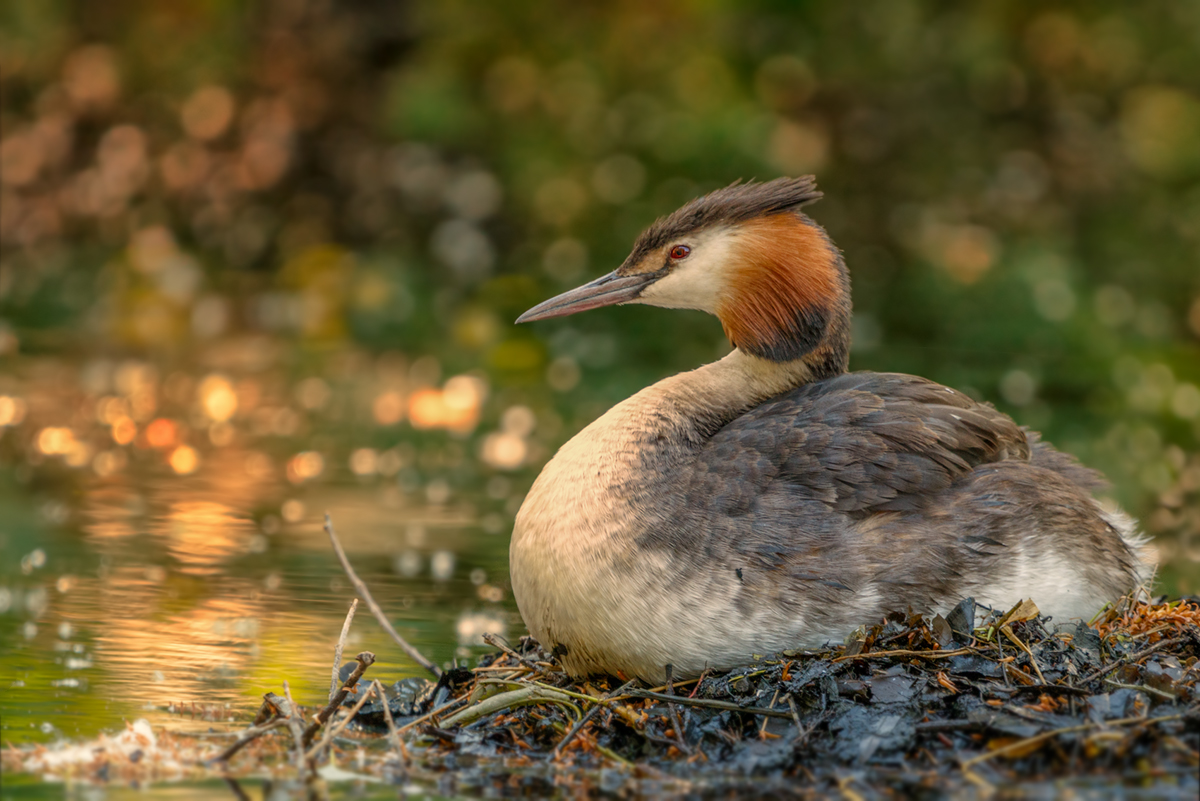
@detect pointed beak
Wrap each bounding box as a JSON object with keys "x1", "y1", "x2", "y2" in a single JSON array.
[{"x1": 516, "y1": 270, "x2": 661, "y2": 323}]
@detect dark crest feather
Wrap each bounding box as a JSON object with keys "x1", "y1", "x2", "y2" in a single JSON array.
[{"x1": 622, "y1": 177, "x2": 823, "y2": 268}]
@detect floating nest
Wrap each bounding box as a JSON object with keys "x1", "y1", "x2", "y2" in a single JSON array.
[
  {"x1": 332, "y1": 594, "x2": 1199, "y2": 798},
  {"x1": 8, "y1": 594, "x2": 1200, "y2": 798}
]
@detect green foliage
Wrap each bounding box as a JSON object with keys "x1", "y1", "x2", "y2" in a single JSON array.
[{"x1": 1, "y1": 0, "x2": 1198, "y2": 578}]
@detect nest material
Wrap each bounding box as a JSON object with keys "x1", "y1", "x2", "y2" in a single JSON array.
[{"x1": 358, "y1": 595, "x2": 1200, "y2": 797}]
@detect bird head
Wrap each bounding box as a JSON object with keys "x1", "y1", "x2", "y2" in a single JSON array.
[{"x1": 517, "y1": 176, "x2": 851, "y2": 378}]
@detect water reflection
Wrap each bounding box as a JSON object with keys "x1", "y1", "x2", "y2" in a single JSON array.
[{"x1": 0, "y1": 348, "x2": 522, "y2": 746}]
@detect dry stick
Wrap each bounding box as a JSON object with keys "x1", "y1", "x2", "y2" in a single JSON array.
[
  {"x1": 831, "y1": 646, "x2": 972, "y2": 663},
  {"x1": 1078, "y1": 637, "x2": 1185, "y2": 687},
  {"x1": 372, "y1": 679, "x2": 409, "y2": 764},
  {"x1": 959, "y1": 712, "x2": 1186, "y2": 769},
  {"x1": 625, "y1": 689, "x2": 795, "y2": 719},
  {"x1": 786, "y1": 695, "x2": 803, "y2": 739},
  {"x1": 325, "y1": 513, "x2": 442, "y2": 679},
  {"x1": 482, "y1": 633, "x2": 544, "y2": 673},
  {"x1": 305, "y1": 682, "x2": 382, "y2": 761},
  {"x1": 395, "y1": 696, "x2": 469, "y2": 735},
  {"x1": 208, "y1": 718, "x2": 287, "y2": 764},
  {"x1": 644, "y1": 677, "x2": 702, "y2": 694},
  {"x1": 281, "y1": 680, "x2": 309, "y2": 777},
  {"x1": 663, "y1": 665, "x2": 692, "y2": 755},
  {"x1": 222, "y1": 776, "x2": 252, "y2": 801},
  {"x1": 1104, "y1": 678, "x2": 1177, "y2": 702},
  {"x1": 1000, "y1": 625, "x2": 1046, "y2": 684},
  {"x1": 553, "y1": 679, "x2": 638, "y2": 759},
  {"x1": 549, "y1": 720, "x2": 633, "y2": 766},
  {"x1": 330, "y1": 599, "x2": 359, "y2": 701},
  {"x1": 304, "y1": 651, "x2": 376, "y2": 748},
  {"x1": 759, "y1": 688, "x2": 782, "y2": 738}
]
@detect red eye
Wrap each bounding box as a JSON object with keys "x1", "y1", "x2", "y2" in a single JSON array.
[{"x1": 669, "y1": 245, "x2": 691, "y2": 260}]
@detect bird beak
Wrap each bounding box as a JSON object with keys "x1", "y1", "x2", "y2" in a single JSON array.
[{"x1": 516, "y1": 270, "x2": 660, "y2": 323}]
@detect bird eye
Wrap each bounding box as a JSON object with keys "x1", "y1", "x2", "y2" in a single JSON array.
[{"x1": 669, "y1": 245, "x2": 691, "y2": 260}]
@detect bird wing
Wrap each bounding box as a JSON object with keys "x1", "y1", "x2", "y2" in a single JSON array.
[{"x1": 685, "y1": 371, "x2": 1030, "y2": 517}]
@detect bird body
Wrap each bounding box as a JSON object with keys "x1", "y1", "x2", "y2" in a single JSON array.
[{"x1": 510, "y1": 177, "x2": 1153, "y2": 682}]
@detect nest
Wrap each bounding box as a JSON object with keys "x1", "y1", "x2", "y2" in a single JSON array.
[{"x1": 333, "y1": 594, "x2": 1200, "y2": 797}]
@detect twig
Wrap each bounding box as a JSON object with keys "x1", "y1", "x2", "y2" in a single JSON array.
[
  {"x1": 831, "y1": 647, "x2": 972, "y2": 663},
  {"x1": 549, "y1": 720, "x2": 632, "y2": 766},
  {"x1": 625, "y1": 689, "x2": 794, "y2": 719},
  {"x1": 281, "y1": 681, "x2": 309, "y2": 778},
  {"x1": 1001, "y1": 683, "x2": 1090, "y2": 697},
  {"x1": 759, "y1": 688, "x2": 781, "y2": 738},
  {"x1": 554, "y1": 679, "x2": 637, "y2": 758},
  {"x1": 1078, "y1": 637, "x2": 1185, "y2": 686},
  {"x1": 960, "y1": 712, "x2": 1186, "y2": 768},
  {"x1": 223, "y1": 776, "x2": 251, "y2": 801},
  {"x1": 325, "y1": 513, "x2": 442, "y2": 678},
  {"x1": 786, "y1": 694, "x2": 803, "y2": 739},
  {"x1": 304, "y1": 651, "x2": 376, "y2": 748},
  {"x1": 372, "y1": 679, "x2": 409, "y2": 764},
  {"x1": 330, "y1": 599, "x2": 359, "y2": 701},
  {"x1": 439, "y1": 685, "x2": 581, "y2": 728},
  {"x1": 208, "y1": 718, "x2": 287, "y2": 764},
  {"x1": 305, "y1": 682, "x2": 381, "y2": 761},
  {"x1": 482, "y1": 633, "x2": 545, "y2": 673},
  {"x1": 1000, "y1": 625, "x2": 1046, "y2": 684},
  {"x1": 395, "y1": 696, "x2": 468, "y2": 735},
  {"x1": 643, "y1": 676, "x2": 702, "y2": 694},
  {"x1": 663, "y1": 664, "x2": 692, "y2": 755},
  {"x1": 1103, "y1": 679, "x2": 1177, "y2": 702}
]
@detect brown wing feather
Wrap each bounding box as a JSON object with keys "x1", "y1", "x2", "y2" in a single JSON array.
[{"x1": 689, "y1": 372, "x2": 1030, "y2": 518}]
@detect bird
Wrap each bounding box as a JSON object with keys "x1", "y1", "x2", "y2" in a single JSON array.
[{"x1": 509, "y1": 176, "x2": 1154, "y2": 683}]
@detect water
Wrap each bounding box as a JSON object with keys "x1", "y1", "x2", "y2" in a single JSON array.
[{"x1": 0, "y1": 347, "x2": 520, "y2": 749}]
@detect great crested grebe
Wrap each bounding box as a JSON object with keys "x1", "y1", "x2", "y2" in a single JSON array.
[{"x1": 510, "y1": 177, "x2": 1153, "y2": 682}]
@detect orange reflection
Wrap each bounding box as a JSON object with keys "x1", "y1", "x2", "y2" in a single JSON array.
[
  {"x1": 144, "y1": 418, "x2": 176, "y2": 448},
  {"x1": 57, "y1": 568, "x2": 268, "y2": 720},
  {"x1": 407, "y1": 375, "x2": 486, "y2": 434},
  {"x1": 152, "y1": 500, "x2": 254, "y2": 575},
  {"x1": 169, "y1": 445, "x2": 199, "y2": 475},
  {"x1": 372, "y1": 390, "x2": 404, "y2": 425},
  {"x1": 286, "y1": 451, "x2": 324, "y2": 483},
  {"x1": 111, "y1": 416, "x2": 137, "y2": 445},
  {"x1": 199, "y1": 375, "x2": 237, "y2": 422}
]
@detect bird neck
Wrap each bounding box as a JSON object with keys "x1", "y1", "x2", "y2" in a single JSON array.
[{"x1": 650, "y1": 349, "x2": 814, "y2": 435}]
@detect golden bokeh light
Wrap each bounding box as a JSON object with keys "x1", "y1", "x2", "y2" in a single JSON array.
[
  {"x1": 110, "y1": 416, "x2": 137, "y2": 445},
  {"x1": 372, "y1": 390, "x2": 405, "y2": 426},
  {"x1": 92, "y1": 450, "x2": 128, "y2": 477},
  {"x1": 480, "y1": 432, "x2": 527, "y2": 471},
  {"x1": 408, "y1": 375, "x2": 487, "y2": 433},
  {"x1": 181, "y1": 85, "x2": 236, "y2": 142},
  {"x1": 0, "y1": 395, "x2": 27, "y2": 426},
  {"x1": 169, "y1": 445, "x2": 199, "y2": 474},
  {"x1": 199, "y1": 374, "x2": 238, "y2": 422},
  {"x1": 349, "y1": 448, "x2": 378, "y2": 476},
  {"x1": 37, "y1": 427, "x2": 76, "y2": 455},
  {"x1": 286, "y1": 451, "x2": 324, "y2": 483},
  {"x1": 144, "y1": 418, "x2": 177, "y2": 449}
]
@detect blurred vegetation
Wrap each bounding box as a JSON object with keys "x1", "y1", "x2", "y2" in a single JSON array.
[{"x1": 1, "y1": 0, "x2": 1198, "y2": 591}]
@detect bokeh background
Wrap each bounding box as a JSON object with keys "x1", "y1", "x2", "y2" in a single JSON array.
[{"x1": 2, "y1": 0, "x2": 1198, "y2": 747}]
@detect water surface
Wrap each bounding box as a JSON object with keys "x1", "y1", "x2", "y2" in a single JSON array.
[{"x1": 0, "y1": 347, "x2": 520, "y2": 747}]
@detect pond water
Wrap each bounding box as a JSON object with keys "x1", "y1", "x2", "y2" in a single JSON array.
[{"x1": 0, "y1": 345, "x2": 522, "y2": 748}]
